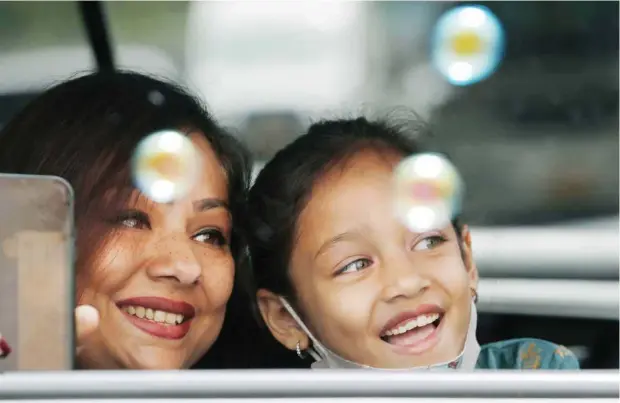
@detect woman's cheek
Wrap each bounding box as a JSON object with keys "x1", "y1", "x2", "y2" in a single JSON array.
[
  {"x1": 79, "y1": 240, "x2": 137, "y2": 299},
  {"x1": 200, "y1": 253, "x2": 235, "y2": 307}
]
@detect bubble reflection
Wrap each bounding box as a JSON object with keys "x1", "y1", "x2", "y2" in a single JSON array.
[
  {"x1": 132, "y1": 130, "x2": 201, "y2": 204},
  {"x1": 394, "y1": 153, "x2": 464, "y2": 233}
]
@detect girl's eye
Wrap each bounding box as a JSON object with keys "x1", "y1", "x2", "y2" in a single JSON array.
[
  {"x1": 336, "y1": 258, "x2": 372, "y2": 275},
  {"x1": 193, "y1": 229, "x2": 228, "y2": 247},
  {"x1": 413, "y1": 235, "x2": 447, "y2": 251},
  {"x1": 112, "y1": 211, "x2": 151, "y2": 230}
]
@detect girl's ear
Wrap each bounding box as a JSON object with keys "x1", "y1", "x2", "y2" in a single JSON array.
[
  {"x1": 460, "y1": 225, "x2": 479, "y2": 291},
  {"x1": 256, "y1": 289, "x2": 310, "y2": 351}
]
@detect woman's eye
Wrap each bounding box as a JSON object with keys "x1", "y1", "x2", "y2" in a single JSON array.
[
  {"x1": 193, "y1": 229, "x2": 228, "y2": 247},
  {"x1": 413, "y1": 235, "x2": 447, "y2": 251},
  {"x1": 112, "y1": 211, "x2": 151, "y2": 230},
  {"x1": 336, "y1": 258, "x2": 372, "y2": 275}
]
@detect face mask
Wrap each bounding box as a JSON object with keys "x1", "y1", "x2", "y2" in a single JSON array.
[{"x1": 279, "y1": 297, "x2": 480, "y2": 370}]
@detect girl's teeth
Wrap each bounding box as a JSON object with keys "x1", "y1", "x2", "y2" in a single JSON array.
[
  {"x1": 383, "y1": 313, "x2": 440, "y2": 336},
  {"x1": 123, "y1": 306, "x2": 185, "y2": 325}
]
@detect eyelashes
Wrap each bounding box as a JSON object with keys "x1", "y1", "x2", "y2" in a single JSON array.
[
  {"x1": 412, "y1": 234, "x2": 447, "y2": 251},
  {"x1": 333, "y1": 234, "x2": 449, "y2": 276},
  {"x1": 111, "y1": 210, "x2": 151, "y2": 230},
  {"x1": 191, "y1": 228, "x2": 228, "y2": 247},
  {"x1": 335, "y1": 258, "x2": 372, "y2": 276},
  {"x1": 107, "y1": 210, "x2": 229, "y2": 247}
]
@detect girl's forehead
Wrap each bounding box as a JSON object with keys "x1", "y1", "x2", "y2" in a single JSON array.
[
  {"x1": 314, "y1": 150, "x2": 403, "y2": 195},
  {"x1": 292, "y1": 149, "x2": 407, "y2": 248},
  {"x1": 297, "y1": 152, "x2": 401, "y2": 237}
]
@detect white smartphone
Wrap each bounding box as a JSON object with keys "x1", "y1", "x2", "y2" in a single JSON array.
[{"x1": 0, "y1": 174, "x2": 75, "y2": 371}]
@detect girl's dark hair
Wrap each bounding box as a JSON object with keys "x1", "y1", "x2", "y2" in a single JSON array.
[
  {"x1": 0, "y1": 70, "x2": 267, "y2": 368},
  {"x1": 248, "y1": 116, "x2": 462, "y2": 301}
]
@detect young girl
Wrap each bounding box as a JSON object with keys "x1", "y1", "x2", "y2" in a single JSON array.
[{"x1": 248, "y1": 117, "x2": 580, "y2": 370}]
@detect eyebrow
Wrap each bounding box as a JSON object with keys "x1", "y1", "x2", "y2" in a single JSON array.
[
  {"x1": 193, "y1": 198, "x2": 230, "y2": 213},
  {"x1": 100, "y1": 186, "x2": 230, "y2": 214},
  {"x1": 314, "y1": 232, "x2": 357, "y2": 260}
]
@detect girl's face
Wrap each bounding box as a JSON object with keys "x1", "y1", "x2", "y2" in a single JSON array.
[
  {"x1": 259, "y1": 150, "x2": 478, "y2": 368},
  {"x1": 77, "y1": 133, "x2": 235, "y2": 369}
]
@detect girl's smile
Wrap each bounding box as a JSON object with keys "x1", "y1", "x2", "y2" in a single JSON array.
[{"x1": 379, "y1": 305, "x2": 445, "y2": 356}]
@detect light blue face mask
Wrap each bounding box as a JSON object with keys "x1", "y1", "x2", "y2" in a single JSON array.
[{"x1": 279, "y1": 297, "x2": 480, "y2": 370}]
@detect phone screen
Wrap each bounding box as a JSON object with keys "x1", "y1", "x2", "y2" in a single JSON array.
[{"x1": 0, "y1": 174, "x2": 74, "y2": 371}]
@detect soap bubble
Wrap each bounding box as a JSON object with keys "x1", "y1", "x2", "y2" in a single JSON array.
[
  {"x1": 132, "y1": 130, "x2": 201, "y2": 204},
  {"x1": 431, "y1": 4, "x2": 505, "y2": 86},
  {"x1": 393, "y1": 153, "x2": 464, "y2": 232}
]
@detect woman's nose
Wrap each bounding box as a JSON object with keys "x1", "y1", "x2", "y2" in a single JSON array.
[{"x1": 146, "y1": 235, "x2": 202, "y2": 286}]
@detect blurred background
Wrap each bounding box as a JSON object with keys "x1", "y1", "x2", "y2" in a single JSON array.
[
  {"x1": 0, "y1": 1, "x2": 617, "y2": 226},
  {"x1": 0, "y1": 1, "x2": 617, "y2": 369}
]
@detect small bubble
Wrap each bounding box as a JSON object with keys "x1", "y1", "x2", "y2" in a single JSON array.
[
  {"x1": 431, "y1": 5, "x2": 505, "y2": 86},
  {"x1": 132, "y1": 130, "x2": 201, "y2": 204},
  {"x1": 148, "y1": 90, "x2": 165, "y2": 106}
]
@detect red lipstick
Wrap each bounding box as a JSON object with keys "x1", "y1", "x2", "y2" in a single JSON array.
[{"x1": 116, "y1": 297, "x2": 196, "y2": 340}]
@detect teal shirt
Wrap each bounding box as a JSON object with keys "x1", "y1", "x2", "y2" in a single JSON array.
[{"x1": 476, "y1": 338, "x2": 580, "y2": 369}]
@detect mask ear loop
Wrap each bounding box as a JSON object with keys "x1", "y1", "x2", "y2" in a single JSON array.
[
  {"x1": 458, "y1": 296, "x2": 481, "y2": 370},
  {"x1": 279, "y1": 297, "x2": 323, "y2": 362}
]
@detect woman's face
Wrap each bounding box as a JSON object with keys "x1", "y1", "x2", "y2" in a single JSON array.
[
  {"x1": 260, "y1": 150, "x2": 478, "y2": 368},
  {"x1": 77, "y1": 133, "x2": 235, "y2": 369}
]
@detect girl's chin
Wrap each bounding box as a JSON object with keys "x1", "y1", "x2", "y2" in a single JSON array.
[{"x1": 119, "y1": 354, "x2": 188, "y2": 370}]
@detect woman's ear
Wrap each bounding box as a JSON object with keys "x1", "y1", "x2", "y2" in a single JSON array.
[
  {"x1": 460, "y1": 225, "x2": 479, "y2": 291},
  {"x1": 256, "y1": 289, "x2": 310, "y2": 351}
]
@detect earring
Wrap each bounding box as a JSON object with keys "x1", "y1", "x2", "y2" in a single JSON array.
[
  {"x1": 295, "y1": 341, "x2": 306, "y2": 359},
  {"x1": 471, "y1": 288, "x2": 479, "y2": 303}
]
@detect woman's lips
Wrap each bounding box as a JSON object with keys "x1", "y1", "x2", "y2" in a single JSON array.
[
  {"x1": 121, "y1": 313, "x2": 192, "y2": 340},
  {"x1": 116, "y1": 296, "x2": 195, "y2": 340}
]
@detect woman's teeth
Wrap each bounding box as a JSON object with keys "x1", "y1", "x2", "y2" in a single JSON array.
[
  {"x1": 382, "y1": 313, "x2": 440, "y2": 337},
  {"x1": 122, "y1": 306, "x2": 184, "y2": 325}
]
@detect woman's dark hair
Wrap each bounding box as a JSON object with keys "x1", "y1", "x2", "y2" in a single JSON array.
[
  {"x1": 0, "y1": 70, "x2": 271, "y2": 368},
  {"x1": 248, "y1": 116, "x2": 463, "y2": 302}
]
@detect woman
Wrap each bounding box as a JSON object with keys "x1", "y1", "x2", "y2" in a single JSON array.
[
  {"x1": 248, "y1": 116, "x2": 580, "y2": 370},
  {"x1": 0, "y1": 71, "x2": 274, "y2": 369}
]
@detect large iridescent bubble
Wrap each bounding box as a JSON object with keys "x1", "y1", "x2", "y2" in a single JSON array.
[
  {"x1": 393, "y1": 153, "x2": 464, "y2": 232},
  {"x1": 132, "y1": 130, "x2": 201, "y2": 204}
]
